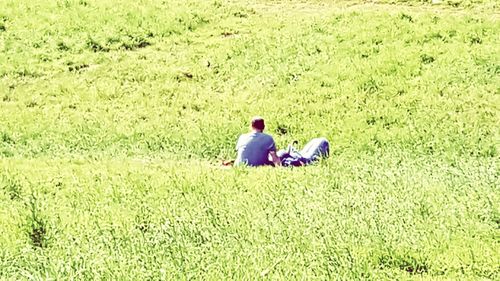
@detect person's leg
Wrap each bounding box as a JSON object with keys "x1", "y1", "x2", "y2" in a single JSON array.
[{"x1": 299, "y1": 138, "x2": 329, "y2": 163}]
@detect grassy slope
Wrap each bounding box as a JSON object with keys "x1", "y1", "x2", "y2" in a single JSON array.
[{"x1": 0, "y1": 0, "x2": 499, "y2": 279}]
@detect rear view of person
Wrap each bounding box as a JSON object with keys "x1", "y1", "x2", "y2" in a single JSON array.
[{"x1": 235, "y1": 117, "x2": 281, "y2": 167}]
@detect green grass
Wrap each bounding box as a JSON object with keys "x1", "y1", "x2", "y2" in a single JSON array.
[{"x1": 0, "y1": 0, "x2": 499, "y2": 279}]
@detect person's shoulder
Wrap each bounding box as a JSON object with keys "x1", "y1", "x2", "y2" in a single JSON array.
[
  {"x1": 238, "y1": 132, "x2": 252, "y2": 143},
  {"x1": 242, "y1": 132, "x2": 254, "y2": 138},
  {"x1": 261, "y1": 133, "x2": 275, "y2": 141}
]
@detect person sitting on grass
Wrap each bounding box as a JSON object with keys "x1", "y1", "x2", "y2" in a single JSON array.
[
  {"x1": 231, "y1": 116, "x2": 330, "y2": 167},
  {"x1": 234, "y1": 116, "x2": 281, "y2": 167}
]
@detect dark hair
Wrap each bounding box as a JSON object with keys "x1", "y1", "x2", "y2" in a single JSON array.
[{"x1": 251, "y1": 117, "x2": 265, "y2": 131}]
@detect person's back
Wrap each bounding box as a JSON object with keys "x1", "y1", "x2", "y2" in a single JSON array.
[
  {"x1": 234, "y1": 116, "x2": 281, "y2": 167},
  {"x1": 235, "y1": 132, "x2": 275, "y2": 166}
]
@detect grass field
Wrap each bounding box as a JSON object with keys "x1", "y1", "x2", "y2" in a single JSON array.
[{"x1": 0, "y1": 0, "x2": 499, "y2": 279}]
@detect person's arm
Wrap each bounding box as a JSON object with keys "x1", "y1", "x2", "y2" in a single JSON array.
[
  {"x1": 269, "y1": 150, "x2": 281, "y2": 167},
  {"x1": 235, "y1": 135, "x2": 241, "y2": 151},
  {"x1": 268, "y1": 137, "x2": 281, "y2": 167},
  {"x1": 267, "y1": 136, "x2": 281, "y2": 166}
]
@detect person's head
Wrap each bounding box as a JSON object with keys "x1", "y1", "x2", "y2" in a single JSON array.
[{"x1": 251, "y1": 116, "x2": 265, "y2": 132}]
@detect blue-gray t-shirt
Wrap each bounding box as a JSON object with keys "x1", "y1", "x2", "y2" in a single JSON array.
[{"x1": 235, "y1": 132, "x2": 276, "y2": 166}]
